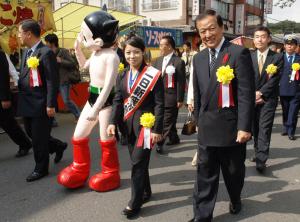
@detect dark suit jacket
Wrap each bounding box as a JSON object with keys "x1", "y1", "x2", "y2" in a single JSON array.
[
  {"x1": 153, "y1": 54, "x2": 185, "y2": 107},
  {"x1": 193, "y1": 40, "x2": 255, "y2": 147},
  {"x1": 110, "y1": 64, "x2": 164, "y2": 137},
  {"x1": 251, "y1": 50, "x2": 283, "y2": 100},
  {"x1": 18, "y1": 42, "x2": 59, "y2": 117},
  {"x1": 279, "y1": 53, "x2": 300, "y2": 96},
  {"x1": 0, "y1": 50, "x2": 11, "y2": 103}
]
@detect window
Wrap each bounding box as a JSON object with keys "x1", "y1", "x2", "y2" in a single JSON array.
[
  {"x1": 246, "y1": 13, "x2": 261, "y2": 26},
  {"x1": 246, "y1": 0, "x2": 262, "y2": 8},
  {"x1": 100, "y1": 0, "x2": 132, "y2": 12},
  {"x1": 211, "y1": 0, "x2": 229, "y2": 20},
  {"x1": 142, "y1": 0, "x2": 178, "y2": 11}
]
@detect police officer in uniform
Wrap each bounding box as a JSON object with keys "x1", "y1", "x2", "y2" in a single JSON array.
[{"x1": 279, "y1": 34, "x2": 300, "y2": 140}]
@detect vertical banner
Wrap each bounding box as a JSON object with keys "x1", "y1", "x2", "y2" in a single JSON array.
[
  {"x1": 235, "y1": 4, "x2": 244, "y2": 35},
  {"x1": 265, "y1": 0, "x2": 273, "y2": 14},
  {"x1": 192, "y1": 0, "x2": 199, "y2": 20},
  {"x1": 0, "y1": 0, "x2": 56, "y2": 54}
]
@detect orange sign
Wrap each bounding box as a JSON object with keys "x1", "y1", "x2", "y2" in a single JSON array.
[{"x1": 0, "y1": 0, "x2": 56, "y2": 54}]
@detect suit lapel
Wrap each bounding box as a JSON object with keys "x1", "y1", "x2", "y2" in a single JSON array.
[
  {"x1": 251, "y1": 51, "x2": 260, "y2": 85},
  {"x1": 260, "y1": 50, "x2": 274, "y2": 79},
  {"x1": 163, "y1": 54, "x2": 176, "y2": 77},
  {"x1": 202, "y1": 40, "x2": 229, "y2": 110},
  {"x1": 21, "y1": 42, "x2": 43, "y2": 79}
]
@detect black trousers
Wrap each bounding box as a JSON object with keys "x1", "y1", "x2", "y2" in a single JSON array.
[
  {"x1": 0, "y1": 107, "x2": 32, "y2": 150},
  {"x1": 280, "y1": 96, "x2": 300, "y2": 136},
  {"x1": 23, "y1": 116, "x2": 65, "y2": 173},
  {"x1": 253, "y1": 98, "x2": 278, "y2": 163},
  {"x1": 157, "y1": 106, "x2": 179, "y2": 146},
  {"x1": 127, "y1": 132, "x2": 152, "y2": 210},
  {"x1": 193, "y1": 143, "x2": 246, "y2": 222}
]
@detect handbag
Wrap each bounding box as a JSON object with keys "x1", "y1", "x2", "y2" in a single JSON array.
[{"x1": 181, "y1": 111, "x2": 196, "y2": 135}]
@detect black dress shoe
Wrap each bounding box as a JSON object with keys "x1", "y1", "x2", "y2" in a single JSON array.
[
  {"x1": 166, "y1": 139, "x2": 180, "y2": 146},
  {"x1": 15, "y1": 148, "x2": 30, "y2": 158},
  {"x1": 281, "y1": 132, "x2": 288, "y2": 136},
  {"x1": 54, "y1": 142, "x2": 67, "y2": 163},
  {"x1": 142, "y1": 192, "x2": 152, "y2": 204},
  {"x1": 26, "y1": 171, "x2": 48, "y2": 182},
  {"x1": 256, "y1": 161, "x2": 266, "y2": 173},
  {"x1": 229, "y1": 201, "x2": 242, "y2": 214},
  {"x1": 156, "y1": 145, "x2": 164, "y2": 154},
  {"x1": 288, "y1": 135, "x2": 296, "y2": 140},
  {"x1": 122, "y1": 207, "x2": 141, "y2": 219},
  {"x1": 249, "y1": 156, "x2": 256, "y2": 162}
]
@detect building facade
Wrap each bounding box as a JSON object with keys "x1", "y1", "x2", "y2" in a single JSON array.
[{"x1": 53, "y1": 0, "x2": 265, "y2": 36}]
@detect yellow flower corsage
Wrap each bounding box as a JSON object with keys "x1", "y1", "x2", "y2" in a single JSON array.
[
  {"x1": 266, "y1": 64, "x2": 277, "y2": 76},
  {"x1": 140, "y1": 113, "x2": 155, "y2": 128},
  {"x1": 292, "y1": 63, "x2": 300, "y2": 71},
  {"x1": 27, "y1": 56, "x2": 39, "y2": 69},
  {"x1": 216, "y1": 65, "x2": 235, "y2": 84},
  {"x1": 118, "y1": 63, "x2": 125, "y2": 74}
]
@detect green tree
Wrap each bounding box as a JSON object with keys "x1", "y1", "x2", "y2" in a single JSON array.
[{"x1": 268, "y1": 20, "x2": 300, "y2": 34}]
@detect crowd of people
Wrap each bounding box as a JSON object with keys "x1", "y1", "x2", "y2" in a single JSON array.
[{"x1": 0, "y1": 8, "x2": 300, "y2": 222}]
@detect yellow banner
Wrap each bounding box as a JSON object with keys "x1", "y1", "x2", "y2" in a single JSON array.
[{"x1": 0, "y1": 0, "x2": 56, "y2": 54}]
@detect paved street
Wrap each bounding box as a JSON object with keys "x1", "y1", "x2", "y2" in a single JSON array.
[{"x1": 1, "y1": 108, "x2": 300, "y2": 222}]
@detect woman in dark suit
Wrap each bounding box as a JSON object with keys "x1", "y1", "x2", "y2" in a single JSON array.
[{"x1": 107, "y1": 36, "x2": 164, "y2": 219}]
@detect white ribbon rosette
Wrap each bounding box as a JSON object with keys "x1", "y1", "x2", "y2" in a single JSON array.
[{"x1": 165, "y1": 65, "x2": 175, "y2": 88}]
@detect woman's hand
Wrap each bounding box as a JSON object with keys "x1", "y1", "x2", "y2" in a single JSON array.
[
  {"x1": 151, "y1": 133, "x2": 162, "y2": 144},
  {"x1": 107, "y1": 124, "x2": 116, "y2": 137}
]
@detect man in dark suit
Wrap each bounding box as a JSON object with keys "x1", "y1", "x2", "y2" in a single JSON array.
[
  {"x1": 153, "y1": 35, "x2": 185, "y2": 153},
  {"x1": 0, "y1": 49, "x2": 32, "y2": 157},
  {"x1": 279, "y1": 35, "x2": 300, "y2": 140},
  {"x1": 17, "y1": 19, "x2": 66, "y2": 182},
  {"x1": 250, "y1": 26, "x2": 283, "y2": 173},
  {"x1": 189, "y1": 10, "x2": 255, "y2": 222}
]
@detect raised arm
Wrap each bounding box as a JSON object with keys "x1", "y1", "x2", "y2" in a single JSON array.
[{"x1": 74, "y1": 34, "x2": 90, "y2": 69}]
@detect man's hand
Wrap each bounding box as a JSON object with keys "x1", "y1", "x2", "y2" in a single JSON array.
[
  {"x1": 177, "y1": 102, "x2": 184, "y2": 108},
  {"x1": 1, "y1": 101, "x2": 11, "y2": 109},
  {"x1": 188, "y1": 104, "x2": 194, "y2": 112},
  {"x1": 255, "y1": 91, "x2": 262, "y2": 100},
  {"x1": 47, "y1": 107, "x2": 56, "y2": 117},
  {"x1": 236, "y1": 130, "x2": 251, "y2": 143},
  {"x1": 56, "y1": 57, "x2": 62, "y2": 63},
  {"x1": 107, "y1": 124, "x2": 116, "y2": 137},
  {"x1": 255, "y1": 91, "x2": 265, "y2": 105},
  {"x1": 256, "y1": 98, "x2": 265, "y2": 105},
  {"x1": 151, "y1": 133, "x2": 162, "y2": 144}
]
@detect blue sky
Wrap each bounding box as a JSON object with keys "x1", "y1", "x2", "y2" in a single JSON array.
[{"x1": 267, "y1": 1, "x2": 300, "y2": 23}]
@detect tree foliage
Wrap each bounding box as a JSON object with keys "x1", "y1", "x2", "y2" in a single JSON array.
[
  {"x1": 268, "y1": 20, "x2": 300, "y2": 34},
  {"x1": 275, "y1": 0, "x2": 296, "y2": 8}
]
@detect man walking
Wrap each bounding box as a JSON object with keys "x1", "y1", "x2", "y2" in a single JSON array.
[
  {"x1": 153, "y1": 36, "x2": 185, "y2": 154},
  {"x1": 279, "y1": 34, "x2": 300, "y2": 140},
  {"x1": 18, "y1": 19, "x2": 66, "y2": 182},
  {"x1": 0, "y1": 48, "x2": 32, "y2": 157},
  {"x1": 250, "y1": 26, "x2": 283, "y2": 173},
  {"x1": 44, "y1": 33, "x2": 81, "y2": 122},
  {"x1": 190, "y1": 10, "x2": 255, "y2": 222}
]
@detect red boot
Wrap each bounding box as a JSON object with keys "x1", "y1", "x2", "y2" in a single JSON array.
[
  {"x1": 89, "y1": 139, "x2": 120, "y2": 192},
  {"x1": 57, "y1": 137, "x2": 90, "y2": 188}
]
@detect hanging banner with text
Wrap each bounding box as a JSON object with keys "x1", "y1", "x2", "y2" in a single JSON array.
[{"x1": 0, "y1": 0, "x2": 56, "y2": 54}]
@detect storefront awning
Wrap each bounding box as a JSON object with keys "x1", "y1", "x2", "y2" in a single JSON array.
[{"x1": 53, "y1": 2, "x2": 144, "y2": 47}]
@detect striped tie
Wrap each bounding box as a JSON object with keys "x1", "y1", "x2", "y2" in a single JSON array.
[{"x1": 210, "y1": 48, "x2": 216, "y2": 75}]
